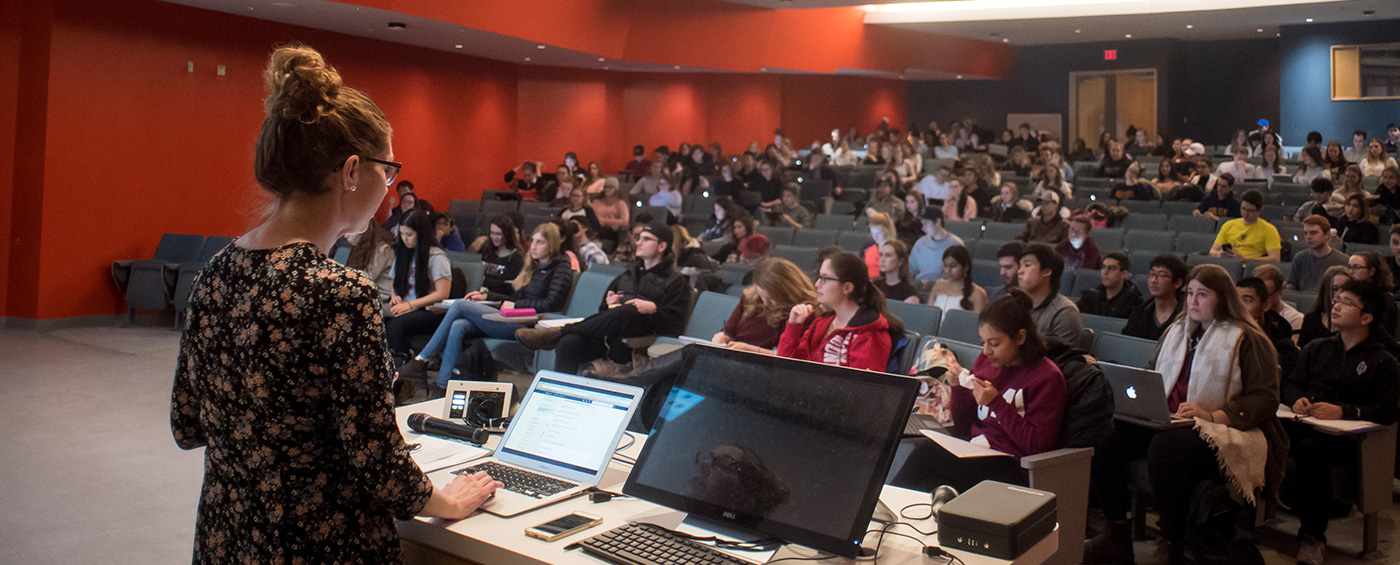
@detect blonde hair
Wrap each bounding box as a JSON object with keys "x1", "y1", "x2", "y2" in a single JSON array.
[
  {"x1": 512, "y1": 223, "x2": 562, "y2": 290},
  {"x1": 867, "y1": 211, "x2": 897, "y2": 235},
  {"x1": 255, "y1": 44, "x2": 391, "y2": 198},
  {"x1": 743, "y1": 258, "x2": 819, "y2": 326}
]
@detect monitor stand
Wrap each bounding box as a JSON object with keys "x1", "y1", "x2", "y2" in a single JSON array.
[
  {"x1": 679, "y1": 514, "x2": 775, "y2": 548},
  {"x1": 858, "y1": 500, "x2": 898, "y2": 557}
]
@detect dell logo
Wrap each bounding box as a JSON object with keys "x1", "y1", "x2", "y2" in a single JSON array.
[
  {"x1": 1125, "y1": 386, "x2": 1137, "y2": 400},
  {"x1": 722, "y1": 511, "x2": 736, "y2": 519}
]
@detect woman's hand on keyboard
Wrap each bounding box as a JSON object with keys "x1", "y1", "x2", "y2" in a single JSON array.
[{"x1": 424, "y1": 472, "x2": 505, "y2": 520}]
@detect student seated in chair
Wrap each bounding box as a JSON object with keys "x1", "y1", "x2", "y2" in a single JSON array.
[
  {"x1": 889, "y1": 290, "x2": 1067, "y2": 492},
  {"x1": 1078, "y1": 252, "x2": 1142, "y2": 319},
  {"x1": 397, "y1": 222, "x2": 575, "y2": 398},
  {"x1": 776, "y1": 252, "x2": 901, "y2": 372},
  {"x1": 1122, "y1": 254, "x2": 1187, "y2": 341},
  {"x1": 873, "y1": 240, "x2": 920, "y2": 304},
  {"x1": 1017, "y1": 244, "x2": 1083, "y2": 347},
  {"x1": 1209, "y1": 189, "x2": 1281, "y2": 261},
  {"x1": 1236, "y1": 276, "x2": 1300, "y2": 379},
  {"x1": 516, "y1": 219, "x2": 690, "y2": 375},
  {"x1": 1282, "y1": 280, "x2": 1398, "y2": 565},
  {"x1": 1084, "y1": 264, "x2": 1285, "y2": 565},
  {"x1": 385, "y1": 211, "x2": 453, "y2": 364},
  {"x1": 1288, "y1": 214, "x2": 1350, "y2": 293}
]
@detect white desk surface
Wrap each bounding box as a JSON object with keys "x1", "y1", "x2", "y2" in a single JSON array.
[{"x1": 395, "y1": 399, "x2": 1057, "y2": 565}]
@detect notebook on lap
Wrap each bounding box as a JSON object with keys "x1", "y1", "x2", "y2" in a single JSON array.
[
  {"x1": 438, "y1": 371, "x2": 642, "y2": 517},
  {"x1": 1100, "y1": 362, "x2": 1193, "y2": 429}
]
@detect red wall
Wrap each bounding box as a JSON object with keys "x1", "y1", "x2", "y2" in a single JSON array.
[{"x1": 7, "y1": 0, "x2": 907, "y2": 321}]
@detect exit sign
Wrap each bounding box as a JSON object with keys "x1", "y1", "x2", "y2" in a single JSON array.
[{"x1": 1104, "y1": 49, "x2": 1118, "y2": 60}]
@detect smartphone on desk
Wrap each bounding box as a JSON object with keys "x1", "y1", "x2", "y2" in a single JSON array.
[{"x1": 525, "y1": 512, "x2": 603, "y2": 542}]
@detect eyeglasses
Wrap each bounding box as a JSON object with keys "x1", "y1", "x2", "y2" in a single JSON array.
[
  {"x1": 364, "y1": 157, "x2": 403, "y2": 186},
  {"x1": 817, "y1": 275, "x2": 842, "y2": 285}
]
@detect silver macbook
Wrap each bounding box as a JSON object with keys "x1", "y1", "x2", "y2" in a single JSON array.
[
  {"x1": 1100, "y1": 362, "x2": 1193, "y2": 429},
  {"x1": 439, "y1": 371, "x2": 642, "y2": 516}
]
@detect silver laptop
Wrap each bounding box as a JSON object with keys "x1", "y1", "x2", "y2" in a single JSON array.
[
  {"x1": 1100, "y1": 362, "x2": 1193, "y2": 429},
  {"x1": 439, "y1": 371, "x2": 642, "y2": 516}
]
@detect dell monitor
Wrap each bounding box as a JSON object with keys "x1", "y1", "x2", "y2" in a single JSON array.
[{"x1": 622, "y1": 345, "x2": 920, "y2": 558}]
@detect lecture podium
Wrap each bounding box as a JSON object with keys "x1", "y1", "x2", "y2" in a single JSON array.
[{"x1": 395, "y1": 399, "x2": 1058, "y2": 565}]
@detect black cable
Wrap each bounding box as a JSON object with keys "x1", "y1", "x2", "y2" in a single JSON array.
[
  {"x1": 899, "y1": 502, "x2": 934, "y2": 521},
  {"x1": 665, "y1": 529, "x2": 782, "y2": 551},
  {"x1": 764, "y1": 552, "x2": 834, "y2": 564},
  {"x1": 616, "y1": 431, "x2": 636, "y2": 451}
]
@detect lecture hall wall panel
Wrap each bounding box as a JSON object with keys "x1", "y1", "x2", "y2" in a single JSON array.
[{"x1": 4, "y1": 0, "x2": 907, "y2": 321}]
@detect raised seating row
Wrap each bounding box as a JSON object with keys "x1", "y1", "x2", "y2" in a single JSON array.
[{"x1": 110, "y1": 233, "x2": 236, "y2": 327}]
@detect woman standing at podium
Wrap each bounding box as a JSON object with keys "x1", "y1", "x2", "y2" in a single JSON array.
[{"x1": 170, "y1": 45, "x2": 499, "y2": 564}]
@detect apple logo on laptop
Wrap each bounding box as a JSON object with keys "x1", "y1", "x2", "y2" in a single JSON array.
[{"x1": 1126, "y1": 386, "x2": 1137, "y2": 400}]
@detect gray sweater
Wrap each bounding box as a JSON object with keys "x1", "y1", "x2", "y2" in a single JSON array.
[
  {"x1": 1032, "y1": 292, "x2": 1084, "y2": 347},
  {"x1": 1287, "y1": 247, "x2": 1348, "y2": 293}
]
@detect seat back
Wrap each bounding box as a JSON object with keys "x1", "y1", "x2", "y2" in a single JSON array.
[
  {"x1": 451, "y1": 260, "x2": 484, "y2": 295},
  {"x1": 1081, "y1": 313, "x2": 1129, "y2": 336},
  {"x1": 200, "y1": 235, "x2": 235, "y2": 262},
  {"x1": 1118, "y1": 200, "x2": 1161, "y2": 215},
  {"x1": 885, "y1": 299, "x2": 941, "y2": 337},
  {"x1": 565, "y1": 271, "x2": 616, "y2": 318},
  {"x1": 154, "y1": 233, "x2": 207, "y2": 262},
  {"x1": 936, "y1": 308, "x2": 981, "y2": 343},
  {"x1": 945, "y1": 221, "x2": 984, "y2": 242},
  {"x1": 812, "y1": 214, "x2": 854, "y2": 231},
  {"x1": 1093, "y1": 332, "x2": 1159, "y2": 368},
  {"x1": 772, "y1": 245, "x2": 819, "y2": 271},
  {"x1": 1119, "y1": 213, "x2": 1168, "y2": 232},
  {"x1": 981, "y1": 221, "x2": 1022, "y2": 242},
  {"x1": 1093, "y1": 228, "x2": 1124, "y2": 251},
  {"x1": 791, "y1": 229, "x2": 839, "y2": 248},
  {"x1": 937, "y1": 337, "x2": 983, "y2": 367},
  {"x1": 1186, "y1": 254, "x2": 1244, "y2": 280},
  {"x1": 1281, "y1": 289, "x2": 1317, "y2": 313},
  {"x1": 836, "y1": 232, "x2": 872, "y2": 253},
  {"x1": 757, "y1": 226, "x2": 795, "y2": 246},
  {"x1": 1070, "y1": 268, "x2": 1102, "y2": 297},
  {"x1": 684, "y1": 291, "x2": 741, "y2": 339},
  {"x1": 1175, "y1": 232, "x2": 1219, "y2": 255},
  {"x1": 1123, "y1": 230, "x2": 1176, "y2": 252},
  {"x1": 1167, "y1": 215, "x2": 1217, "y2": 234}
]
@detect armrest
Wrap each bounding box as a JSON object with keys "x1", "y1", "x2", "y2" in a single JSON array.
[
  {"x1": 111, "y1": 260, "x2": 135, "y2": 290},
  {"x1": 1020, "y1": 447, "x2": 1094, "y2": 470},
  {"x1": 622, "y1": 335, "x2": 658, "y2": 349}
]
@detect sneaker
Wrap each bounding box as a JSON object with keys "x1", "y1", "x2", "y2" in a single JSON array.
[
  {"x1": 582, "y1": 359, "x2": 633, "y2": 380},
  {"x1": 396, "y1": 357, "x2": 429, "y2": 382},
  {"x1": 515, "y1": 327, "x2": 564, "y2": 350},
  {"x1": 1296, "y1": 536, "x2": 1326, "y2": 565}
]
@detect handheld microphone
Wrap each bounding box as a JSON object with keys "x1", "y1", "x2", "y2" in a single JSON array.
[{"x1": 407, "y1": 413, "x2": 489, "y2": 445}]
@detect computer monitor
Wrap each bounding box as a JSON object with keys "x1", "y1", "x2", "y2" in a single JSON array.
[{"x1": 622, "y1": 345, "x2": 920, "y2": 558}]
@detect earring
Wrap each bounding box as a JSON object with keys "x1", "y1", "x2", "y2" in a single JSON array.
[{"x1": 350, "y1": 185, "x2": 357, "y2": 192}]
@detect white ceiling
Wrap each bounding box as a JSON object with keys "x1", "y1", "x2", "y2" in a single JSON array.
[{"x1": 882, "y1": 0, "x2": 1400, "y2": 45}]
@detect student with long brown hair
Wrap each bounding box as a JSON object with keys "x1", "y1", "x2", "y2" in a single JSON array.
[
  {"x1": 1085, "y1": 264, "x2": 1284, "y2": 564},
  {"x1": 345, "y1": 218, "x2": 395, "y2": 311},
  {"x1": 714, "y1": 257, "x2": 819, "y2": 354},
  {"x1": 778, "y1": 252, "x2": 903, "y2": 371},
  {"x1": 873, "y1": 240, "x2": 919, "y2": 303},
  {"x1": 170, "y1": 44, "x2": 499, "y2": 564}
]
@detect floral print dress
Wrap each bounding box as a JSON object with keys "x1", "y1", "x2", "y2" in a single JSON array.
[{"x1": 171, "y1": 242, "x2": 433, "y2": 564}]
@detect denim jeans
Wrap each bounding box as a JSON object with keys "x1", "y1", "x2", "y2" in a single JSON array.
[{"x1": 417, "y1": 300, "x2": 523, "y2": 386}]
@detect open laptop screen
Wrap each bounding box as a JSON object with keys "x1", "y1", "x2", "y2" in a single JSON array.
[
  {"x1": 623, "y1": 346, "x2": 919, "y2": 557},
  {"x1": 498, "y1": 376, "x2": 636, "y2": 476}
]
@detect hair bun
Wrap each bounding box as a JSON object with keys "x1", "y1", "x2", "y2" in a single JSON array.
[{"x1": 263, "y1": 45, "x2": 342, "y2": 124}]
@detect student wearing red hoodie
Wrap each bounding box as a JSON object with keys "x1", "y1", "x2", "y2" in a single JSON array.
[
  {"x1": 890, "y1": 289, "x2": 1067, "y2": 493},
  {"x1": 778, "y1": 252, "x2": 902, "y2": 372}
]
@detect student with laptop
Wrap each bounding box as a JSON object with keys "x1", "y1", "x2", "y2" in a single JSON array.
[
  {"x1": 1085, "y1": 264, "x2": 1285, "y2": 564},
  {"x1": 1282, "y1": 281, "x2": 1399, "y2": 565},
  {"x1": 889, "y1": 291, "x2": 1067, "y2": 492},
  {"x1": 516, "y1": 219, "x2": 690, "y2": 375}
]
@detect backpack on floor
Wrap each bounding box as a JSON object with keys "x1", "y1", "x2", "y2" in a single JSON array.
[
  {"x1": 449, "y1": 339, "x2": 498, "y2": 382},
  {"x1": 1185, "y1": 480, "x2": 1264, "y2": 565}
]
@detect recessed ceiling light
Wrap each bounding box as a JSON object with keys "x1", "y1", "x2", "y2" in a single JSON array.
[
  {"x1": 603, "y1": 66, "x2": 610, "y2": 70},
  {"x1": 1186, "y1": 24, "x2": 1193, "y2": 29},
  {"x1": 1256, "y1": 28, "x2": 1264, "y2": 32},
  {"x1": 1124, "y1": 33, "x2": 1132, "y2": 38},
  {"x1": 1074, "y1": 29, "x2": 1081, "y2": 34},
  {"x1": 524, "y1": 57, "x2": 531, "y2": 62},
  {"x1": 247, "y1": 6, "x2": 254, "y2": 10},
  {"x1": 1002, "y1": 38, "x2": 1009, "y2": 43},
  {"x1": 388, "y1": 22, "x2": 406, "y2": 30},
  {"x1": 271, "y1": 1, "x2": 295, "y2": 6},
  {"x1": 598, "y1": 57, "x2": 606, "y2": 62},
  {"x1": 454, "y1": 44, "x2": 463, "y2": 49},
  {"x1": 536, "y1": 44, "x2": 546, "y2": 50},
  {"x1": 760, "y1": 67, "x2": 768, "y2": 72},
  {"x1": 956, "y1": 74, "x2": 963, "y2": 79},
  {"x1": 674, "y1": 65, "x2": 681, "y2": 70},
  {"x1": 1304, "y1": 18, "x2": 1313, "y2": 23}
]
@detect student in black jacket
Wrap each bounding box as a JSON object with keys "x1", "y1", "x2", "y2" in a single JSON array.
[
  {"x1": 1282, "y1": 281, "x2": 1399, "y2": 565},
  {"x1": 1237, "y1": 277, "x2": 1300, "y2": 379},
  {"x1": 517, "y1": 219, "x2": 690, "y2": 374},
  {"x1": 1121, "y1": 254, "x2": 1187, "y2": 341},
  {"x1": 1078, "y1": 253, "x2": 1143, "y2": 319},
  {"x1": 397, "y1": 222, "x2": 576, "y2": 394}
]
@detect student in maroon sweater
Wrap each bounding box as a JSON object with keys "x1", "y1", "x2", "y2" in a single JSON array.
[
  {"x1": 777, "y1": 253, "x2": 903, "y2": 372},
  {"x1": 714, "y1": 258, "x2": 819, "y2": 354},
  {"x1": 890, "y1": 290, "x2": 1067, "y2": 493}
]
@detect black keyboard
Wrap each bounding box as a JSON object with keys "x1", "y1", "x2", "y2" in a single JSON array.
[
  {"x1": 576, "y1": 522, "x2": 757, "y2": 565},
  {"x1": 451, "y1": 461, "x2": 576, "y2": 498}
]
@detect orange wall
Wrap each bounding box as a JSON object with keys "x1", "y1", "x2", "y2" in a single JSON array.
[{"x1": 9, "y1": 0, "x2": 907, "y2": 321}]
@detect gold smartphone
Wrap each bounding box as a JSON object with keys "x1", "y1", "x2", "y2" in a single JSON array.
[{"x1": 525, "y1": 512, "x2": 603, "y2": 542}]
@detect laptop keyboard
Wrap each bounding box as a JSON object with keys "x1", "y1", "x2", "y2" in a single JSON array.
[
  {"x1": 453, "y1": 461, "x2": 577, "y2": 498},
  {"x1": 576, "y1": 522, "x2": 756, "y2": 565}
]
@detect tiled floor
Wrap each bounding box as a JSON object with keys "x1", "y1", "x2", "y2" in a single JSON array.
[{"x1": 1, "y1": 326, "x2": 1397, "y2": 564}]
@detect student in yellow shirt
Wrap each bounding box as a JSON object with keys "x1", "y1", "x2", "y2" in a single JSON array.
[{"x1": 1210, "y1": 189, "x2": 1281, "y2": 260}]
